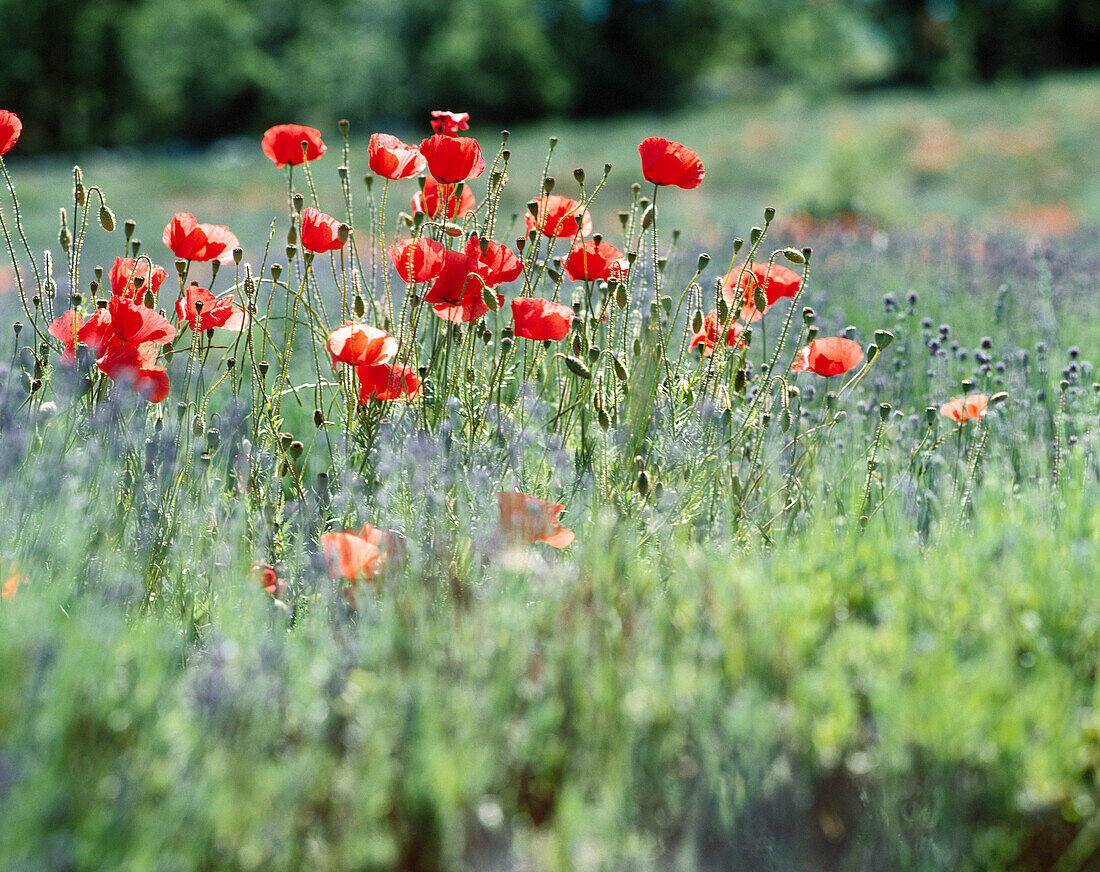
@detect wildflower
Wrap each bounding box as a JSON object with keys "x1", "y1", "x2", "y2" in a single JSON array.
[
  {"x1": 368, "y1": 133, "x2": 426, "y2": 180},
  {"x1": 411, "y1": 175, "x2": 475, "y2": 219},
  {"x1": 422, "y1": 250, "x2": 483, "y2": 308},
  {"x1": 109, "y1": 257, "x2": 168, "y2": 303},
  {"x1": 511, "y1": 297, "x2": 574, "y2": 342},
  {"x1": 252, "y1": 562, "x2": 286, "y2": 598},
  {"x1": 525, "y1": 195, "x2": 592, "y2": 239},
  {"x1": 357, "y1": 362, "x2": 421, "y2": 401},
  {"x1": 432, "y1": 293, "x2": 502, "y2": 323},
  {"x1": 638, "y1": 137, "x2": 705, "y2": 189},
  {"x1": 96, "y1": 342, "x2": 170, "y2": 402},
  {"x1": 791, "y1": 337, "x2": 865, "y2": 377},
  {"x1": 418, "y1": 134, "x2": 485, "y2": 184},
  {"x1": 940, "y1": 393, "x2": 988, "y2": 422},
  {"x1": 107, "y1": 295, "x2": 176, "y2": 346},
  {"x1": 322, "y1": 523, "x2": 403, "y2": 606},
  {"x1": 175, "y1": 284, "x2": 247, "y2": 332},
  {"x1": 466, "y1": 235, "x2": 523, "y2": 285},
  {"x1": 689, "y1": 310, "x2": 745, "y2": 356},
  {"x1": 430, "y1": 110, "x2": 470, "y2": 136},
  {"x1": 496, "y1": 492, "x2": 574, "y2": 549},
  {"x1": 299, "y1": 207, "x2": 344, "y2": 253},
  {"x1": 326, "y1": 322, "x2": 397, "y2": 369},
  {"x1": 261, "y1": 123, "x2": 327, "y2": 167},
  {"x1": 723, "y1": 262, "x2": 802, "y2": 320},
  {"x1": 163, "y1": 213, "x2": 240, "y2": 264},
  {"x1": 0, "y1": 110, "x2": 21, "y2": 155},
  {"x1": 390, "y1": 237, "x2": 446, "y2": 284},
  {"x1": 564, "y1": 239, "x2": 627, "y2": 282}
]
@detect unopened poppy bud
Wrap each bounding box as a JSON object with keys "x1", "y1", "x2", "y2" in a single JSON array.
[
  {"x1": 597, "y1": 407, "x2": 610, "y2": 430},
  {"x1": 481, "y1": 287, "x2": 500, "y2": 312},
  {"x1": 802, "y1": 247, "x2": 812, "y2": 262},
  {"x1": 637, "y1": 469, "x2": 651, "y2": 498},
  {"x1": 780, "y1": 408, "x2": 791, "y2": 432},
  {"x1": 925, "y1": 406, "x2": 937, "y2": 426},
  {"x1": 270, "y1": 264, "x2": 282, "y2": 282},
  {"x1": 741, "y1": 326, "x2": 752, "y2": 346},
  {"x1": 364, "y1": 175, "x2": 374, "y2": 192},
  {"x1": 144, "y1": 290, "x2": 155, "y2": 308},
  {"x1": 337, "y1": 223, "x2": 350, "y2": 244},
  {"x1": 490, "y1": 171, "x2": 504, "y2": 188},
  {"x1": 289, "y1": 440, "x2": 303, "y2": 460},
  {"x1": 353, "y1": 293, "x2": 365, "y2": 317},
  {"x1": 573, "y1": 168, "x2": 585, "y2": 186},
  {"x1": 717, "y1": 298, "x2": 731, "y2": 322},
  {"x1": 763, "y1": 206, "x2": 776, "y2": 224},
  {"x1": 615, "y1": 284, "x2": 628, "y2": 309},
  {"x1": 99, "y1": 204, "x2": 115, "y2": 232},
  {"x1": 632, "y1": 337, "x2": 641, "y2": 356},
  {"x1": 753, "y1": 286, "x2": 767, "y2": 314},
  {"x1": 192, "y1": 415, "x2": 205, "y2": 437},
  {"x1": 74, "y1": 173, "x2": 85, "y2": 207},
  {"x1": 543, "y1": 177, "x2": 555, "y2": 194},
  {"x1": 750, "y1": 227, "x2": 763, "y2": 245},
  {"x1": 781, "y1": 248, "x2": 805, "y2": 264},
  {"x1": 292, "y1": 194, "x2": 303, "y2": 214},
  {"x1": 879, "y1": 403, "x2": 891, "y2": 422},
  {"x1": 88, "y1": 280, "x2": 98, "y2": 297},
  {"x1": 611, "y1": 353, "x2": 628, "y2": 382},
  {"x1": 546, "y1": 267, "x2": 561, "y2": 283},
  {"x1": 691, "y1": 309, "x2": 704, "y2": 334},
  {"x1": 59, "y1": 226, "x2": 70, "y2": 253},
  {"x1": 565, "y1": 356, "x2": 591, "y2": 379},
  {"x1": 442, "y1": 222, "x2": 464, "y2": 237},
  {"x1": 587, "y1": 344, "x2": 600, "y2": 363},
  {"x1": 131, "y1": 240, "x2": 141, "y2": 257},
  {"x1": 874, "y1": 329, "x2": 894, "y2": 350},
  {"x1": 641, "y1": 205, "x2": 655, "y2": 230},
  {"x1": 571, "y1": 333, "x2": 582, "y2": 356}
]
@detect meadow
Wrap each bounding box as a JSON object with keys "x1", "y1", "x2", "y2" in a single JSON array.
[{"x1": 0, "y1": 76, "x2": 1099, "y2": 872}]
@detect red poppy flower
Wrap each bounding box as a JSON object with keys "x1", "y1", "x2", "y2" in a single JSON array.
[
  {"x1": 525, "y1": 195, "x2": 592, "y2": 239},
  {"x1": 411, "y1": 176, "x2": 476, "y2": 219},
  {"x1": 511, "y1": 297, "x2": 573, "y2": 342},
  {"x1": 321, "y1": 531, "x2": 383, "y2": 581},
  {"x1": 0, "y1": 110, "x2": 21, "y2": 156},
  {"x1": 791, "y1": 337, "x2": 864, "y2": 377},
  {"x1": 418, "y1": 134, "x2": 485, "y2": 184},
  {"x1": 252, "y1": 562, "x2": 286, "y2": 598},
  {"x1": 496, "y1": 491, "x2": 574, "y2": 549},
  {"x1": 2, "y1": 568, "x2": 24, "y2": 599},
  {"x1": 389, "y1": 237, "x2": 446, "y2": 284},
  {"x1": 638, "y1": 137, "x2": 705, "y2": 189},
  {"x1": 940, "y1": 393, "x2": 988, "y2": 423},
  {"x1": 465, "y1": 235, "x2": 523, "y2": 286},
  {"x1": 48, "y1": 310, "x2": 86, "y2": 363},
  {"x1": 357, "y1": 362, "x2": 421, "y2": 402},
  {"x1": 326, "y1": 322, "x2": 397, "y2": 369},
  {"x1": 368, "y1": 133, "x2": 426, "y2": 180},
  {"x1": 432, "y1": 294, "x2": 502, "y2": 323},
  {"x1": 422, "y1": 250, "x2": 483, "y2": 307},
  {"x1": 197, "y1": 223, "x2": 240, "y2": 265},
  {"x1": 261, "y1": 123, "x2": 327, "y2": 167},
  {"x1": 299, "y1": 207, "x2": 344, "y2": 253},
  {"x1": 175, "y1": 284, "x2": 247, "y2": 332},
  {"x1": 430, "y1": 110, "x2": 470, "y2": 136},
  {"x1": 723, "y1": 262, "x2": 802, "y2": 320},
  {"x1": 689, "y1": 310, "x2": 746, "y2": 357},
  {"x1": 109, "y1": 257, "x2": 168, "y2": 303},
  {"x1": 97, "y1": 342, "x2": 170, "y2": 402},
  {"x1": 107, "y1": 295, "x2": 176, "y2": 346},
  {"x1": 564, "y1": 239, "x2": 627, "y2": 282}
]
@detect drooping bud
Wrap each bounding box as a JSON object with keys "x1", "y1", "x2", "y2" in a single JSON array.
[{"x1": 99, "y1": 204, "x2": 116, "y2": 232}]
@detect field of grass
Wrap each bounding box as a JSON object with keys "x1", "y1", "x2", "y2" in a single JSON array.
[{"x1": 1, "y1": 75, "x2": 1099, "y2": 871}]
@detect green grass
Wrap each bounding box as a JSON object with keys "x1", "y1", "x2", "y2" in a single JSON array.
[{"x1": 1, "y1": 75, "x2": 1099, "y2": 871}]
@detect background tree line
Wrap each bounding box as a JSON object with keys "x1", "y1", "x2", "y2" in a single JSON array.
[{"x1": 3, "y1": 0, "x2": 1099, "y2": 153}]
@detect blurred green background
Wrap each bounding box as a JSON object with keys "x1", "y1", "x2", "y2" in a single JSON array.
[{"x1": 3, "y1": 0, "x2": 1099, "y2": 153}]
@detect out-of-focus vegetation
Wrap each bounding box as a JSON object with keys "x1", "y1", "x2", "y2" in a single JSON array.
[{"x1": 3, "y1": 0, "x2": 1099, "y2": 152}]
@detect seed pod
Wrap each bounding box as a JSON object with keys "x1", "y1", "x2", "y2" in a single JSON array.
[
  {"x1": 636, "y1": 469, "x2": 651, "y2": 498},
  {"x1": 292, "y1": 194, "x2": 303, "y2": 214},
  {"x1": 874, "y1": 329, "x2": 894, "y2": 350},
  {"x1": 587, "y1": 344, "x2": 600, "y2": 363},
  {"x1": 192, "y1": 416, "x2": 205, "y2": 437},
  {"x1": 131, "y1": 240, "x2": 141, "y2": 257},
  {"x1": 697, "y1": 253, "x2": 710, "y2": 273},
  {"x1": 99, "y1": 204, "x2": 115, "y2": 232},
  {"x1": 258, "y1": 360, "x2": 269, "y2": 379},
  {"x1": 925, "y1": 406, "x2": 937, "y2": 425},
  {"x1": 990, "y1": 391, "x2": 1008, "y2": 405},
  {"x1": 640, "y1": 205, "x2": 655, "y2": 230},
  {"x1": 206, "y1": 428, "x2": 221, "y2": 451},
  {"x1": 565, "y1": 356, "x2": 591, "y2": 379},
  {"x1": 732, "y1": 238, "x2": 744, "y2": 256},
  {"x1": 611, "y1": 353, "x2": 628, "y2": 382},
  {"x1": 123, "y1": 219, "x2": 135, "y2": 240},
  {"x1": 763, "y1": 206, "x2": 776, "y2": 224},
  {"x1": 750, "y1": 226, "x2": 763, "y2": 245},
  {"x1": 289, "y1": 440, "x2": 303, "y2": 460},
  {"x1": 879, "y1": 402, "x2": 891, "y2": 422},
  {"x1": 597, "y1": 408, "x2": 610, "y2": 430}
]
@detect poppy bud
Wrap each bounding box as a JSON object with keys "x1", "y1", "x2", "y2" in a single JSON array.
[
  {"x1": 925, "y1": 406, "x2": 937, "y2": 426},
  {"x1": 74, "y1": 171, "x2": 85, "y2": 207},
  {"x1": 611, "y1": 353, "x2": 628, "y2": 382},
  {"x1": 176, "y1": 401, "x2": 188, "y2": 421},
  {"x1": 806, "y1": 325, "x2": 818, "y2": 341},
  {"x1": 289, "y1": 440, "x2": 303, "y2": 460},
  {"x1": 89, "y1": 280, "x2": 98, "y2": 297},
  {"x1": 696, "y1": 253, "x2": 710, "y2": 273},
  {"x1": 99, "y1": 204, "x2": 115, "y2": 232},
  {"x1": 364, "y1": 175, "x2": 374, "y2": 192},
  {"x1": 206, "y1": 429, "x2": 221, "y2": 451},
  {"x1": 598, "y1": 408, "x2": 610, "y2": 430},
  {"x1": 481, "y1": 286, "x2": 500, "y2": 312},
  {"x1": 802, "y1": 247, "x2": 812, "y2": 262},
  {"x1": 874, "y1": 329, "x2": 894, "y2": 350},
  {"x1": 337, "y1": 223, "x2": 350, "y2": 244},
  {"x1": 354, "y1": 293, "x2": 365, "y2": 317},
  {"x1": 641, "y1": 205, "x2": 655, "y2": 230},
  {"x1": 718, "y1": 298, "x2": 731, "y2": 322},
  {"x1": 59, "y1": 225, "x2": 70, "y2": 254},
  {"x1": 637, "y1": 469, "x2": 651, "y2": 498},
  {"x1": 573, "y1": 168, "x2": 585, "y2": 186},
  {"x1": 691, "y1": 309, "x2": 704, "y2": 334},
  {"x1": 750, "y1": 227, "x2": 763, "y2": 245},
  {"x1": 734, "y1": 368, "x2": 747, "y2": 392},
  {"x1": 131, "y1": 240, "x2": 141, "y2": 257},
  {"x1": 144, "y1": 438, "x2": 156, "y2": 474},
  {"x1": 546, "y1": 267, "x2": 561, "y2": 283},
  {"x1": 879, "y1": 403, "x2": 891, "y2": 422},
  {"x1": 543, "y1": 177, "x2": 555, "y2": 194},
  {"x1": 632, "y1": 337, "x2": 641, "y2": 356},
  {"x1": 292, "y1": 194, "x2": 303, "y2": 214},
  {"x1": 802, "y1": 306, "x2": 815, "y2": 325},
  {"x1": 571, "y1": 333, "x2": 582, "y2": 356},
  {"x1": 565, "y1": 356, "x2": 591, "y2": 379},
  {"x1": 192, "y1": 416, "x2": 205, "y2": 437},
  {"x1": 780, "y1": 408, "x2": 791, "y2": 432},
  {"x1": 781, "y1": 248, "x2": 805, "y2": 264},
  {"x1": 615, "y1": 284, "x2": 628, "y2": 309},
  {"x1": 587, "y1": 344, "x2": 600, "y2": 363},
  {"x1": 258, "y1": 360, "x2": 269, "y2": 379},
  {"x1": 753, "y1": 286, "x2": 767, "y2": 314}
]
